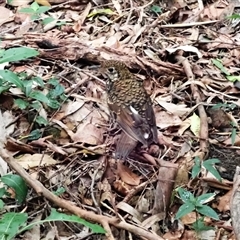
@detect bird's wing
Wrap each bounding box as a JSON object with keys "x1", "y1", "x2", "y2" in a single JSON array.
[
  {"x1": 108, "y1": 101, "x2": 150, "y2": 146},
  {"x1": 144, "y1": 99, "x2": 158, "y2": 144}
]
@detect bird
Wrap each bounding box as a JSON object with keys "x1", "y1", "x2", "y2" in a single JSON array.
[{"x1": 101, "y1": 60, "x2": 158, "y2": 159}]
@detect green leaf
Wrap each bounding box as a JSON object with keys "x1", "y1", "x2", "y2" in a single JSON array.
[
  {"x1": 211, "y1": 104, "x2": 222, "y2": 109},
  {"x1": 27, "y1": 129, "x2": 42, "y2": 140},
  {"x1": 228, "y1": 14, "x2": 240, "y2": 19},
  {"x1": 14, "y1": 99, "x2": 29, "y2": 110},
  {"x1": 231, "y1": 127, "x2": 237, "y2": 145},
  {"x1": 212, "y1": 59, "x2": 230, "y2": 76},
  {"x1": 192, "y1": 157, "x2": 201, "y2": 179},
  {"x1": 226, "y1": 75, "x2": 240, "y2": 82},
  {"x1": 56, "y1": 20, "x2": 67, "y2": 26},
  {"x1": 196, "y1": 205, "x2": 219, "y2": 220},
  {"x1": 30, "y1": 1, "x2": 39, "y2": 11},
  {"x1": 36, "y1": 116, "x2": 48, "y2": 126},
  {"x1": 53, "y1": 187, "x2": 66, "y2": 196},
  {"x1": 0, "y1": 187, "x2": 6, "y2": 198},
  {"x1": 1, "y1": 174, "x2": 28, "y2": 203},
  {"x1": 47, "y1": 99, "x2": 61, "y2": 109},
  {"x1": 87, "y1": 8, "x2": 116, "y2": 18},
  {"x1": 203, "y1": 159, "x2": 221, "y2": 181},
  {"x1": 0, "y1": 212, "x2": 28, "y2": 240},
  {"x1": 0, "y1": 199, "x2": 4, "y2": 209},
  {"x1": 22, "y1": 80, "x2": 33, "y2": 97},
  {"x1": 49, "y1": 84, "x2": 65, "y2": 98},
  {"x1": 175, "y1": 202, "x2": 195, "y2": 219},
  {"x1": 204, "y1": 158, "x2": 220, "y2": 165},
  {"x1": 0, "y1": 49, "x2": 5, "y2": 57},
  {"x1": 192, "y1": 164, "x2": 200, "y2": 179},
  {"x1": 31, "y1": 101, "x2": 42, "y2": 110},
  {"x1": 212, "y1": 103, "x2": 237, "y2": 110},
  {"x1": 0, "y1": 70, "x2": 24, "y2": 89},
  {"x1": 0, "y1": 85, "x2": 11, "y2": 94},
  {"x1": 192, "y1": 217, "x2": 214, "y2": 232},
  {"x1": 32, "y1": 76, "x2": 44, "y2": 88},
  {"x1": 150, "y1": 5, "x2": 162, "y2": 14},
  {"x1": 19, "y1": 208, "x2": 106, "y2": 234},
  {"x1": 196, "y1": 193, "x2": 215, "y2": 206},
  {"x1": 178, "y1": 187, "x2": 195, "y2": 203},
  {"x1": 60, "y1": 94, "x2": 67, "y2": 102},
  {"x1": 46, "y1": 209, "x2": 105, "y2": 233},
  {"x1": 204, "y1": 164, "x2": 222, "y2": 181},
  {"x1": 19, "y1": 7, "x2": 35, "y2": 14},
  {"x1": 29, "y1": 91, "x2": 49, "y2": 103},
  {"x1": 35, "y1": 6, "x2": 51, "y2": 14},
  {"x1": 0, "y1": 47, "x2": 39, "y2": 64},
  {"x1": 42, "y1": 17, "x2": 55, "y2": 25},
  {"x1": 30, "y1": 14, "x2": 40, "y2": 20},
  {"x1": 48, "y1": 78, "x2": 59, "y2": 86}
]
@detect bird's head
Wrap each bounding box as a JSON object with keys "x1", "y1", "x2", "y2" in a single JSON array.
[{"x1": 101, "y1": 60, "x2": 132, "y2": 82}]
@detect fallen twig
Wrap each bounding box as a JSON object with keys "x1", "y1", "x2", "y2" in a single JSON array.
[{"x1": 175, "y1": 53, "x2": 209, "y2": 153}]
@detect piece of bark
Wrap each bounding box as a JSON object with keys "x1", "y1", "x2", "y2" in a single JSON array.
[
  {"x1": 230, "y1": 166, "x2": 240, "y2": 240},
  {"x1": 152, "y1": 159, "x2": 178, "y2": 215}
]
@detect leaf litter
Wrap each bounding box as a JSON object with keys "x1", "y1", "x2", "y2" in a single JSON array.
[{"x1": 0, "y1": 0, "x2": 240, "y2": 239}]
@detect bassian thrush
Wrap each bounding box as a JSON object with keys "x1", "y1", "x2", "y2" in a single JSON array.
[{"x1": 101, "y1": 60, "x2": 158, "y2": 159}]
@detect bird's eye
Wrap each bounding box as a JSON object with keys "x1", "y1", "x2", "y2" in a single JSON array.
[{"x1": 108, "y1": 67, "x2": 115, "y2": 73}]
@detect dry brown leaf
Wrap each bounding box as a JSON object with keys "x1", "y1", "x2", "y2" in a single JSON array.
[
  {"x1": 117, "y1": 161, "x2": 141, "y2": 186},
  {"x1": 156, "y1": 97, "x2": 191, "y2": 117},
  {"x1": 23, "y1": 214, "x2": 42, "y2": 239},
  {"x1": 0, "y1": 7, "x2": 14, "y2": 26},
  {"x1": 131, "y1": 24, "x2": 146, "y2": 44},
  {"x1": 179, "y1": 230, "x2": 197, "y2": 240},
  {"x1": 155, "y1": 110, "x2": 182, "y2": 129},
  {"x1": 72, "y1": 121, "x2": 104, "y2": 145},
  {"x1": 181, "y1": 212, "x2": 196, "y2": 225},
  {"x1": 73, "y1": 2, "x2": 91, "y2": 32},
  {"x1": 116, "y1": 201, "x2": 142, "y2": 223},
  {"x1": 177, "y1": 142, "x2": 192, "y2": 158},
  {"x1": 136, "y1": 196, "x2": 150, "y2": 213},
  {"x1": 142, "y1": 153, "x2": 157, "y2": 166},
  {"x1": 0, "y1": 156, "x2": 8, "y2": 176},
  {"x1": 201, "y1": 2, "x2": 234, "y2": 21},
  {"x1": 197, "y1": 230, "x2": 216, "y2": 240},
  {"x1": 162, "y1": 220, "x2": 184, "y2": 239},
  {"x1": 8, "y1": 0, "x2": 31, "y2": 6},
  {"x1": 174, "y1": 163, "x2": 189, "y2": 187},
  {"x1": 99, "y1": 178, "x2": 115, "y2": 204},
  {"x1": 141, "y1": 213, "x2": 165, "y2": 229},
  {"x1": 61, "y1": 99, "x2": 85, "y2": 118},
  {"x1": 205, "y1": 34, "x2": 239, "y2": 50},
  {"x1": 214, "y1": 189, "x2": 231, "y2": 212},
  {"x1": 166, "y1": 45, "x2": 202, "y2": 58},
  {"x1": 111, "y1": 0, "x2": 122, "y2": 15},
  {"x1": 224, "y1": 134, "x2": 240, "y2": 146},
  {"x1": 113, "y1": 179, "x2": 130, "y2": 196},
  {"x1": 83, "y1": 198, "x2": 93, "y2": 206},
  {"x1": 5, "y1": 138, "x2": 35, "y2": 153},
  {"x1": 16, "y1": 153, "x2": 58, "y2": 169},
  {"x1": 35, "y1": 0, "x2": 51, "y2": 6},
  {"x1": 0, "y1": 111, "x2": 15, "y2": 143}
]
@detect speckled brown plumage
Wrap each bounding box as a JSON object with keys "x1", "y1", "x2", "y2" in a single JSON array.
[{"x1": 101, "y1": 60, "x2": 158, "y2": 159}]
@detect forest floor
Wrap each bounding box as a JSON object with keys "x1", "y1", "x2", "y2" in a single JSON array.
[{"x1": 0, "y1": 0, "x2": 240, "y2": 239}]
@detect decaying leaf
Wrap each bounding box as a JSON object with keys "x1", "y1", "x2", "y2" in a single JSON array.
[{"x1": 16, "y1": 153, "x2": 58, "y2": 169}]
